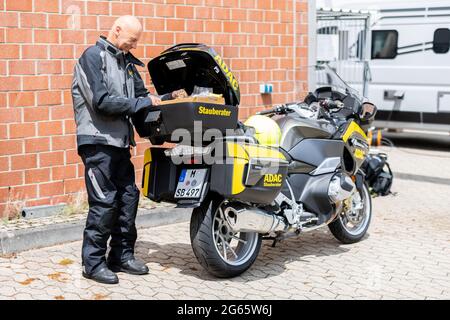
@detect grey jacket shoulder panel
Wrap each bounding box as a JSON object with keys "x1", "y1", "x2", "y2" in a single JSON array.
[{"x1": 72, "y1": 36, "x2": 174, "y2": 150}]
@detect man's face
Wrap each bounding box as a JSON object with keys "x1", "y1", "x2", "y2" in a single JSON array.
[{"x1": 116, "y1": 27, "x2": 141, "y2": 53}]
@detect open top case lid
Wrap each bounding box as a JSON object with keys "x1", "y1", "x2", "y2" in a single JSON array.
[{"x1": 148, "y1": 43, "x2": 240, "y2": 106}]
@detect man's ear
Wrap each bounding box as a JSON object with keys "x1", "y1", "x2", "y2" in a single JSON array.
[{"x1": 114, "y1": 25, "x2": 121, "y2": 37}]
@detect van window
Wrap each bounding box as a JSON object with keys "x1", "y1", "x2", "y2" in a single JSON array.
[
  {"x1": 433, "y1": 28, "x2": 450, "y2": 54},
  {"x1": 371, "y1": 30, "x2": 398, "y2": 59}
]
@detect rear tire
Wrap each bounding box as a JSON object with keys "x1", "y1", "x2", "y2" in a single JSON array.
[
  {"x1": 190, "y1": 198, "x2": 262, "y2": 278},
  {"x1": 328, "y1": 183, "x2": 372, "y2": 244}
]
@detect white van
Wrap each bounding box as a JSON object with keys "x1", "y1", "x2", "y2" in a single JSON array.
[{"x1": 316, "y1": 0, "x2": 450, "y2": 133}]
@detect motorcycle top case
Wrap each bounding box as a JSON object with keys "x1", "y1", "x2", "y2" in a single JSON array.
[
  {"x1": 133, "y1": 43, "x2": 240, "y2": 142},
  {"x1": 210, "y1": 142, "x2": 289, "y2": 205}
]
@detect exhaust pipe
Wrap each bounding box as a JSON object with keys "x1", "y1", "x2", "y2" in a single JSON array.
[{"x1": 223, "y1": 203, "x2": 287, "y2": 234}]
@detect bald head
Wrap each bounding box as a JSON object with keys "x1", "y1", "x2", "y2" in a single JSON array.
[{"x1": 107, "y1": 15, "x2": 143, "y2": 53}]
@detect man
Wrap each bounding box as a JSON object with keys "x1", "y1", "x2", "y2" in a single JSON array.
[{"x1": 71, "y1": 15, "x2": 186, "y2": 284}]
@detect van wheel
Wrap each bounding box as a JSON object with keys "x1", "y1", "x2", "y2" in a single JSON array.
[{"x1": 190, "y1": 198, "x2": 262, "y2": 278}]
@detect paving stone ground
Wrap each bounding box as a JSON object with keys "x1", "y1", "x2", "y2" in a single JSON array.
[{"x1": 0, "y1": 145, "x2": 449, "y2": 300}]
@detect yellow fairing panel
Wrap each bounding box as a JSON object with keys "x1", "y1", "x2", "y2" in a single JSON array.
[
  {"x1": 342, "y1": 121, "x2": 367, "y2": 142},
  {"x1": 226, "y1": 142, "x2": 286, "y2": 195},
  {"x1": 142, "y1": 148, "x2": 152, "y2": 197}
]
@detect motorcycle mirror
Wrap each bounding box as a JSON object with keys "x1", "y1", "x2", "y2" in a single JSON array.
[{"x1": 360, "y1": 102, "x2": 377, "y2": 121}]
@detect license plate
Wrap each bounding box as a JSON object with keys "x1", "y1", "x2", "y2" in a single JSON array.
[{"x1": 175, "y1": 169, "x2": 207, "y2": 199}]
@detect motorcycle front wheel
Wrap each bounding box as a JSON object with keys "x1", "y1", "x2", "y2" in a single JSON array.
[
  {"x1": 328, "y1": 183, "x2": 372, "y2": 244},
  {"x1": 190, "y1": 198, "x2": 262, "y2": 278}
]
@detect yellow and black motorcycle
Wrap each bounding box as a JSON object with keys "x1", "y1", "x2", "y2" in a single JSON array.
[{"x1": 134, "y1": 44, "x2": 377, "y2": 278}]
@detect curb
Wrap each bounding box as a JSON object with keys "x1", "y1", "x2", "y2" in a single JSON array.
[{"x1": 0, "y1": 207, "x2": 191, "y2": 255}]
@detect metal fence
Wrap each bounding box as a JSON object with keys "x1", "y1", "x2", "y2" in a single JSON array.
[{"x1": 316, "y1": 9, "x2": 371, "y2": 97}]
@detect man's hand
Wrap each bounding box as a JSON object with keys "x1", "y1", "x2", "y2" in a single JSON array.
[
  {"x1": 171, "y1": 89, "x2": 188, "y2": 99},
  {"x1": 150, "y1": 95, "x2": 161, "y2": 106}
]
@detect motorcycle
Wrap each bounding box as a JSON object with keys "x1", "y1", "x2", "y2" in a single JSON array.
[{"x1": 134, "y1": 44, "x2": 377, "y2": 278}]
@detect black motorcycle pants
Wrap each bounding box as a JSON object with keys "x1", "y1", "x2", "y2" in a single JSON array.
[{"x1": 78, "y1": 144, "x2": 140, "y2": 275}]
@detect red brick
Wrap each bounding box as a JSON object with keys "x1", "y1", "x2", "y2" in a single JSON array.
[
  {"x1": 0, "y1": 44, "x2": 20, "y2": 59},
  {"x1": 64, "y1": 119, "x2": 76, "y2": 134},
  {"x1": 25, "y1": 137, "x2": 50, "y2": 153},
  {"x1": 39, "y1": 181, "x2": 64, "y2": 198},
  {"x1": 9, "y1": 184, "x2": 37, "y2": 200},
  {"x1": 52, "y1": 165, "x2": 77, "y2": 180},
  {"x1": 9, "y1": 60, "x2": 35, "y2": 75},
  {"x1": 155, "y1": 5, "x2": 175, "y2": 17},
  {"x1": 145, "y1": 18, "x2": 165, "y2": 32},
  {"x1": 37, "y1": 60, "x2": 62, "y2": 75},
  {"x1": 62, "y1": 60, "x2": 76, "y2": 74},
  {"x1": 24, "y1": 107, "x2": 49, "y2": 122},
  {"x1": 6, "y1": 0, "x2": 32, "y2": 12},
  {"x1": 111, "y1": 2, "x2": 133, "y2": 16},
  {"x1": 0, "y1": 77, "x2": 20, "y2": 92},
  {"x1": 80, "y1": 16, "x2": 97, "y2": 30},
  {"x1": 22, "y1": 45, "x2": 48, "y2": 59},
  {"x1": 224, "y1": 22, "x2": 239, "y2": 33},
  {"x1": 9, "y1": 92, "x2": 35, "y2": 107},
  {"x1": 50, "y1": 75, "x2": 72, "y2": 90},
  {"x1": 49, "y1": 45, "x2": 74, "y2": 59},
  {"x1": 0, "y1": 157, "x2": 9, "y2": 171},
  {"x1": 35, "y1": 0, "x2": 60, "y2": 13},
  {"x1": 20, "y1": 13, "x2": 47, "y2": 28},
  {"x1": 99, "y1": 16, "x2": 116, "y2": 30},
  {"x1": 176, "y1": 6, "x2": 194, "y2": 19},
  {"x1": 6, "y1": 28, "x2": 33, "y2": 43},
  {"x1": 11, "y1": 153, "x2": 37, "y2": 170},
  {"x1": 166, "y1": 20, "x2": 185, "y2": 32},
  {"x1": 23, "y1": 76, "x2": 49, "y2": 90},
  {"x1": 25, "y1": 168, "x2": 51, "y2": 184},
  {"x1": 232, "y1": 9, "x2": 247, "y2": 21},
  {"x1": 37, "y1": 91, "x2": 62, "y2": 106},
  {"x1": 205, "y1": 20, "x2": 222, "y2": 32},
  {"x1": 0, "y1": 171, "x2": 23, "y2": 187},
  {"x1": 34, "y1": 29, "x2": 59, "y2": 43},
  {"x1": 64, "y1": 178, "x2": 85, "y2": 193},
  {"x1": 0, "y1": 108, "x2": 21, "y2": 123},
  {"x1": 9, "y1": 123, "x2": 36, "y2": 139},
  {"x1": 61, "y1": 30, "x2": 85, "y2": 44},
  {"x1": 186, "y1": 20, "x2": 203, "y2": 32},
  {"x1": 0, "y1": 12, "x2": 19, "y2": 27},
  {"x1": 154, "y1": 32, "x2": 174, "y2": 45},
  {"x1": 38, "y1": 121, "x2": 63, "y2": 136},
  {"x1": 39, "y1": 151, "x2": 64, "y2": 167},
  {"x1": 0, "y1": 92, "x2": 9, "y2": 107},
  {"x1": 0, "y1": 187, "x2": 8, "y2": 203},
  {"x1": 61, "y1": 0, "x2": 86, "y2": 15},
  {"x1": 48, "y1": 15, "x2": 69, "y2": 29},
  {"x1": 213, "y1": 8, "x2": 230, "y2": 20},
  {"x1": 134, "y1": 3, "x2": 154, "y2": 17},
  {"x1": 50, "y1": 194, "x2": 70, "y2": 205},
  {"x1": 65, "y1": 149, "x2": 80, "y2": 164},
  {"x1": 0, "y1": 125, "x2": 7, "y2": 139},
  {"x1": 87, "y1": 2, "x2": 110, "y2": 15},
  {"x1": 50, "y1": 105, "x2": 73, "y2": 120},
  {"x1": 51, "y1": 135, "x2": 76, "y2": 151},
  {"x1": 0, "y1": 29, "x2": 4, "y2": 44}
]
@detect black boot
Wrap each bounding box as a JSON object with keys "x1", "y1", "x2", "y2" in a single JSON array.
[
  {"x1": 108, "y1": 258, "x2": 149, "y2": 275},
  {"x1": 82, "y1": 267, "x2": 119, "y2": 284}
]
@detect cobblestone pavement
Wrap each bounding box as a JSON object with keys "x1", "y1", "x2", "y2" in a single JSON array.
[{"x1": 0, "y1": 146, "x2": 449, "y2": 300}]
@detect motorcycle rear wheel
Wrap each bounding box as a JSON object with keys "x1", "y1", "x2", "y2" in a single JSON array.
[
  {"x1": 328, "y1": 183, "x2": 372, "y2": 244},
  {"x1": 190, "y1": 198, "x2": 262, "y2": 278}
]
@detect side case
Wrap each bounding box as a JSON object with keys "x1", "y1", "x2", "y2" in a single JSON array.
[{"x1": 210, "y1": 142, "x2": 289, "y2": 205}]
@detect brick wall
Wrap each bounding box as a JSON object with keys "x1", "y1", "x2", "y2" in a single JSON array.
[{"x1": 0, "y1": 0, "x2": 310, "y2": 217}]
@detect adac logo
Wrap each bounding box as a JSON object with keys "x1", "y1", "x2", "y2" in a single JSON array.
[
  {"x1": 263, "y1": 174, "x2": 283, "y2": 187},
  {"x1": 198, "y1": 106, "x2": 231, "y2": 117},
  {"x1": 214, "y1": 55, "x2": 239, "y2": 91}
]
